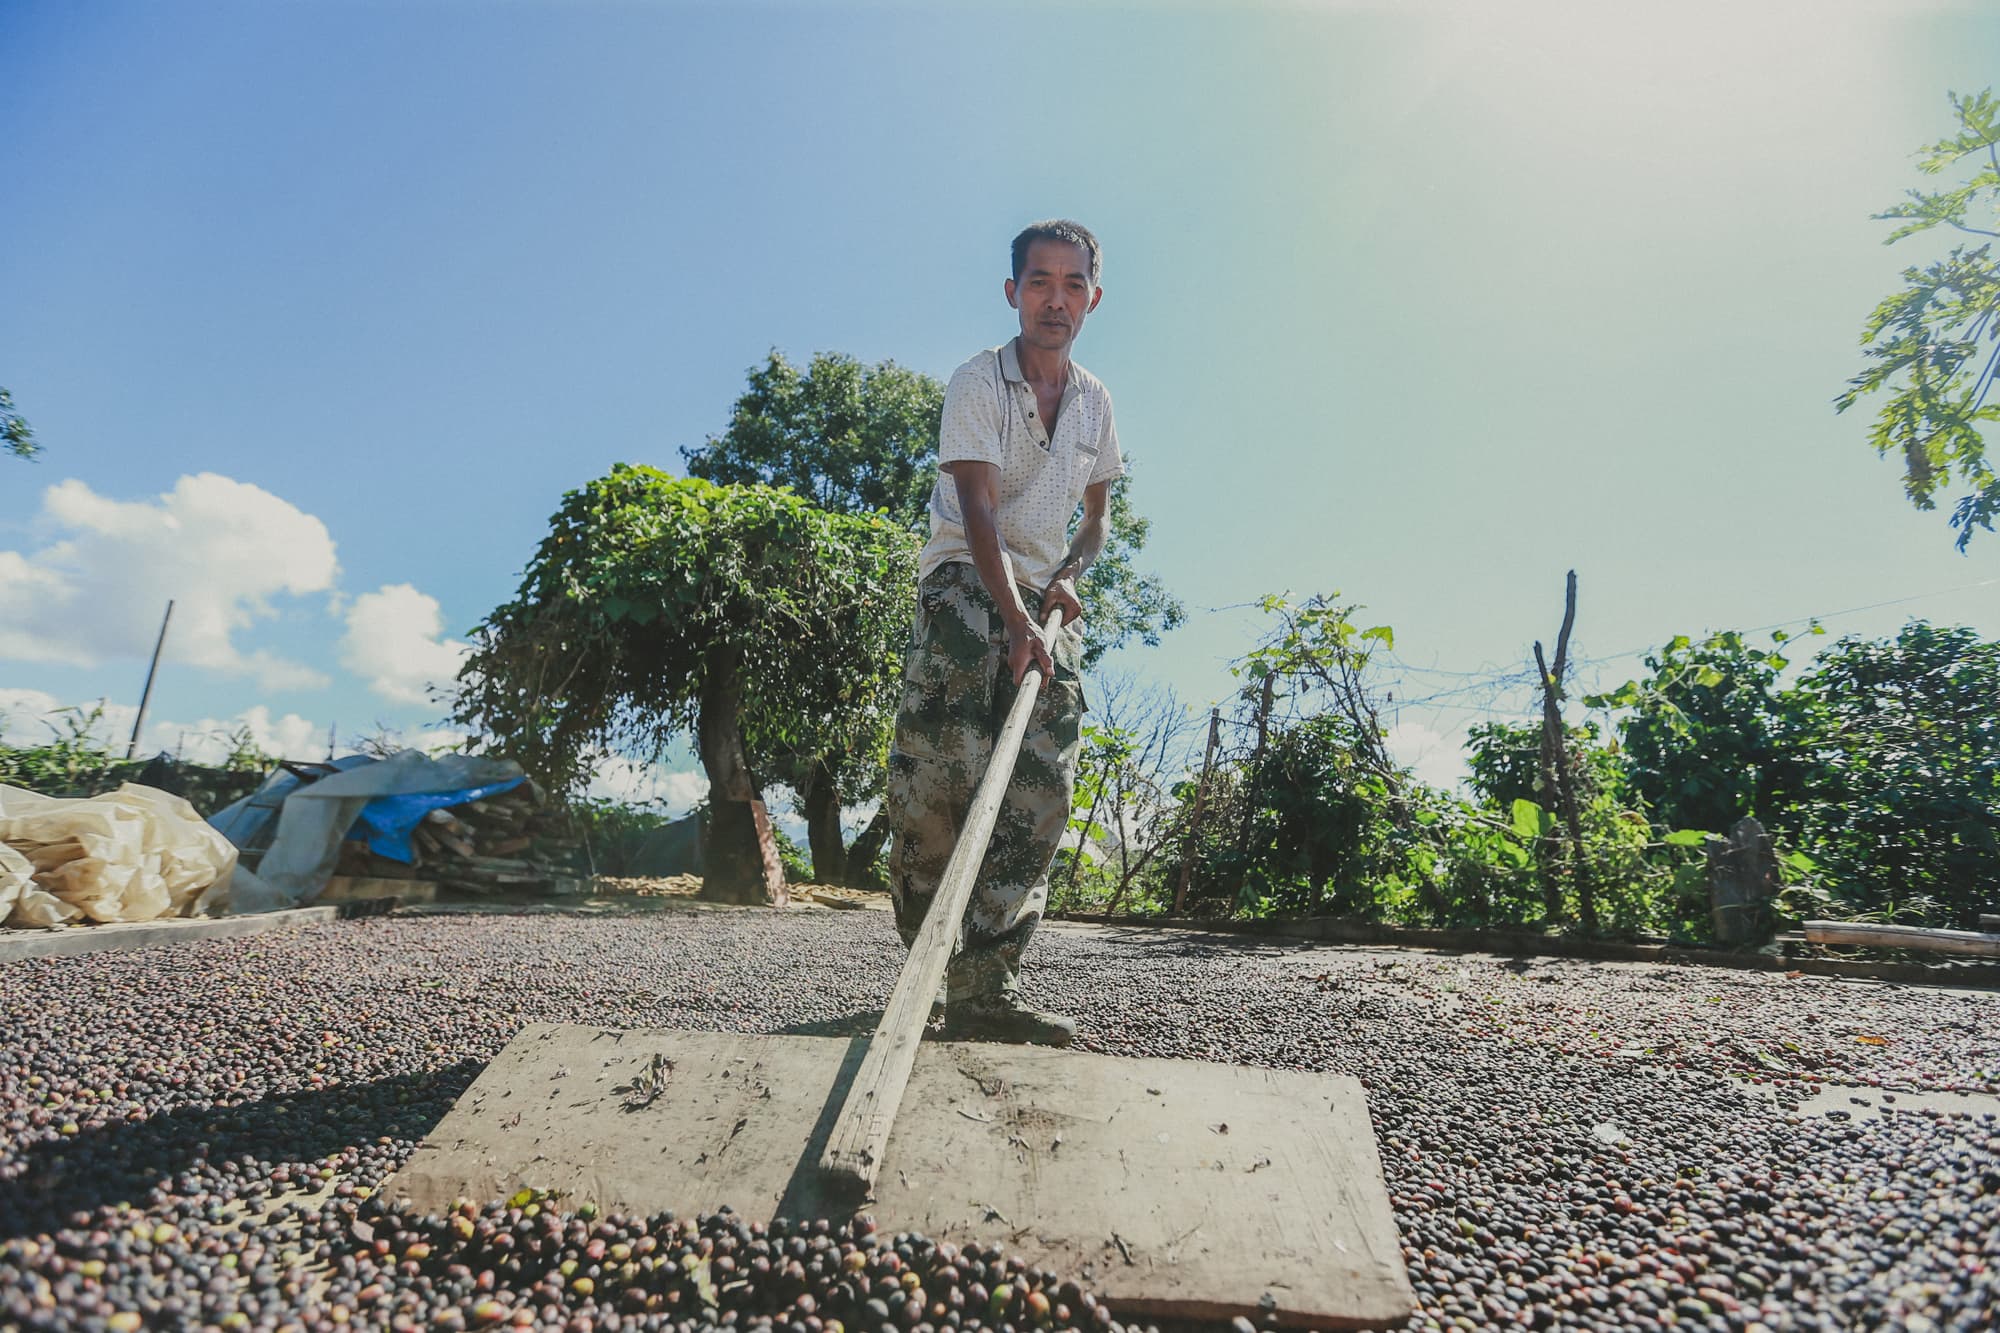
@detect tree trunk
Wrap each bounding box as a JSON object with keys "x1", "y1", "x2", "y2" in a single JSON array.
[
  {"x1": 802, "y1": 758, "x2": 847, "y2": 885},
  {"x1": 1534, "y1": 571, "x2": 1596, "y2": 933},
  {"x1": 1532, "y1": 653, "x2": 1568, "y2": 926},
  {"x1": 1225, "y1": 674, "x2": 1277, "y2": 905},
  {"x1": 843, "y1": 806, "x2": 891, "y2": 889},
  {"x1": 695, "y1": 665, "x2": 782, "y2": 905},
  {"x1": 1172, "y1": 709, "x2": 1221, "y2": 915}
]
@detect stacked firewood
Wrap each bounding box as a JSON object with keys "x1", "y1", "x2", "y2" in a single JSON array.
[
  {"x1": 334, "y1": 783, "x2": 585, "y2": 895},
  {"x1": 415, "y1": 784, "x2": 584, "y2": 895}
]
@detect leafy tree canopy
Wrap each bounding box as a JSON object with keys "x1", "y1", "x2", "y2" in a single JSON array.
[
  {"x1": 1786, "y1": 622, "x2": 2000, "y2": 928},
  {"x1": 682, "y1": 349, "x2": 1184, "y2": 666},
  {"x1": 451, "y1": 466, "x2": 916, "y2": 805},
  {"x1": 1837, "y1": 88, "x2": 2000, "y2": 549},
  {"x1": 2, "y1": 387, "x2": 38, "y2": 461},
  {"x1": 1583, "y1": 628, "x2": 1816, "y2": 835},
  {"x1": 1586, "y1": 620, "x2": 1999, "y2": 929},
  {"x1": 1464, "y1": 719, "x2": 1623, "y2": 813}
]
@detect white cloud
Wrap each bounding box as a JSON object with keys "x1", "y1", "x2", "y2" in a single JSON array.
[
  {"x1": 0, "y1": 689, "x2": 313, "y2": 764},
  {"x1": 841, "y1": 799, "x2": 880, "y2": 839},
  {"x1": 579, "y1": 765, "x2": 885, "y2": 847},
  {"x1": 160, "y1": 705, "x2": 326, "y2": 766},
  {"x1": 0, "y1": 688, "x2": 104, "y2": 747},
  {"x1": 338, "y1": 583, "x2": 471, "y2": 706},
  {"x1": 763, "y1": 783, "x2": 807, "y2": 847},
  {"x1": 1385, "y1": 718, "x2": 1473, "y2": 793},
  {"x1": 0, "y1": 690, "x2": 477, "y2": 770},
  {"x1": 0, "y1": 474, "x2": 338, "y2": 691},
  {"x1": 585, "y1": 758, "x2": 710, "y2": 816}
]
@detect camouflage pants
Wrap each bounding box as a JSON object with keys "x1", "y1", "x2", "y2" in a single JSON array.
[{"x1": 887, "y1": 561, "x2": 1085, "y2": 1001}]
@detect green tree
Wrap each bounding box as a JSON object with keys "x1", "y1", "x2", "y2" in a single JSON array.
[
  {"x1": 682, "y1": 349, "x2": 1184, "y2": 667},
  {"x1": 1584, "y1": 629, "x2": 1814, "y2": 836},
  {"x1": 1464, "y1": 719, "x2": 1622, "y2": 813},
  {"x1": 1837, "y1": 89, "x2": 2000, "y2": 549},
  {"x1": 1234, "y1": 712, "x2": 1378, "y2": 916},
  {"x1": 1202, "y1": 594, "x2": 1458, "y2": 922},
  {"x1": 1786, "y1": 622, "x2": 2000, "y2": 928},
  {"x1": 2, "y1": 387, "x2": 39, "y2": 461},
  {"x1": 451, "y1": 468, "x2": 917, "y2": 902}
]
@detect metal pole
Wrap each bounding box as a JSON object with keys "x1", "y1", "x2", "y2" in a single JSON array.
[{"x1": 126, "y1": 600, "x2": 174, "y2": 760}]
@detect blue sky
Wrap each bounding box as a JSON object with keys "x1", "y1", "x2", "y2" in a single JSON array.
[{"x1": 3, "y1": 0, "x2": 1996, "y2": 802}]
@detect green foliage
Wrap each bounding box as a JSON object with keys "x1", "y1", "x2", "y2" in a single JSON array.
[
  {"x1": 1465, "y1": 719, "x2": 1625, "y2": 812},
  {"x1": 682, "y1": 350, "x2": 944, "y2": 521},
  {"x1": 1076, "y1": 585, "x2": 1998, "y2": 944},
  {"x1": 1147, "y1": 596, "x2": 1766, "y2": 942},
  {"x1": 1, "y1": 386, "x2": 37, "y2": 461},
  {"x1": 1052, "y1": 721, "x2": 1129, "y2": 912},
  {"x1": 770, "y1": 827, "x2": 815, "y2": 885},
  {"x1": 1049, "y1": 677, "x2": 1194, "y2": 916},
  {"x1": 1229, "y1": 714, "x2": 1378, "y2": 916},
  {"x1": 1583, "y1": 628, "x2": 1815, "y2": 835},
  {"x1": 0, "y1": 705, "x2": 120, "y2": 792},
  {"x1": 1589, "y1": 619, "x2": 2000, "y2": 931},
  {"x1": 1166, "y1": 595, "x2": 1405, "y2": 917},
  {"x1": 565, "y1": 796, "x2": 691, "y2": 878},
  {"x1": 680, "y1": 348, "x2": 1183, "y2": 667},
  {"x1": 1783, "y1": 623, "x2": 2000, "y2": 928},
  {"x1": 1444, "y1": 726, "x2": 1699, "y2": 939},
  {"x1": 0, "y1": 703, "x2": 272, "y2": 811},
  {"x1": 1837, "y1": 88, "x2": 2000, "y2": 549},
  {"x1": 450, "y1": 467, "x2": 917, "y2": 798}
]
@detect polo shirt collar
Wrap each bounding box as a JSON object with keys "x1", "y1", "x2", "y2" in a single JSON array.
[
  {"x1": 998, "y1": 338, "x2": 1083, "y2": 409},
  {"x1": 998, "y1": 337, "x2": 1026, "y2": 383}
]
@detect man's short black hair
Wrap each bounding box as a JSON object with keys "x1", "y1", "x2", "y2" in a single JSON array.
[{"x1": 1011, "y1": 220, "x2": 1101, "y2": 285}]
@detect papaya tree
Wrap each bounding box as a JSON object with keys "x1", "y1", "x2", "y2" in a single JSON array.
[
  {"x1": 3, "y1": 387, "x2": 38, "y2": 461},
  {"x1": 1837, "y1": 88, "x2": 2000, "y2": 549},
  {"x1": 451, "y1": 467, "x2": 916, "y2": 902}
]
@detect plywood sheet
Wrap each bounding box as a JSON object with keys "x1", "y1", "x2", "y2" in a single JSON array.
[{"x1": 386, "y1": 1023, "x2": 1412, "y2": 1328}]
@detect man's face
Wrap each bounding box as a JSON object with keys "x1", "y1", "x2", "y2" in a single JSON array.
[{"x1": 1005, "y1": 239, "x2": 1102, "y2": 353}]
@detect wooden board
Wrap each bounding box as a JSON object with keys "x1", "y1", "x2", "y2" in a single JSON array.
[
  {"x1": 316, "y1": 876, "x2": 437, "y2": 905},
  {"x1": 1805, "y1": 920, "x2": 2000, "y2": 957},
  {"x1": 385, "y1": 1023, "x2": 1413, "y2": 1328}
]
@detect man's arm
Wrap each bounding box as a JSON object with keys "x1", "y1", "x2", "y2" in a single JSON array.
[
  {"x1": 947, "y1": 460, "x2": 1053, "y2": 685},
  {"x1": 1040, "y1": 478, "x2": 1113, "y2": 628}
]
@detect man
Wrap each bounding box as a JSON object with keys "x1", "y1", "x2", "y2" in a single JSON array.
[{"x1": 886, "y1": 219, "x2": 1124, "y2": 1047}]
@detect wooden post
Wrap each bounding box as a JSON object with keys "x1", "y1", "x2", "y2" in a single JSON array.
[
  {"x1": 1534, "y1": 572, "x2": 1595, "y2": 932},
  {"x1": 1226, "y1": 674, "x2": 1277, "y2": 900},
  {"x1": 1172, "y1": 708, "x2": 1222, "y2": 915},
  {"x1": 126, "y1": 600, "x2": 174, "y2": 760},
  {"x1": 820, "y1": 608, "x2": 1066, "y2": 1193}
]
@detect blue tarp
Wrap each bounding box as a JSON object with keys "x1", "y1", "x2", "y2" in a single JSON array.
[{"x1": 350, "y1": 777, "x2": 527, "y2": 863}]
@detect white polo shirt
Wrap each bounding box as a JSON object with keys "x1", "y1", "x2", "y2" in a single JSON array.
[{"x1": 919, "y1": 338, "x2": 1126, "y2": 593}]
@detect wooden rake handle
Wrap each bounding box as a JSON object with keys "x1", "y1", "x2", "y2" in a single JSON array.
[{"x1": 820, "y1": 605, "x2": 1068, "y2": 1191}]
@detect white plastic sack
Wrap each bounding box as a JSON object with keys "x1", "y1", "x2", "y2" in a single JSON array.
[
  {"x1": 0, "y1": 782, "x2": 238, "y2": 928},
  {"x1": 0, "y1": 840, "x2": 37, "y2": 920}
]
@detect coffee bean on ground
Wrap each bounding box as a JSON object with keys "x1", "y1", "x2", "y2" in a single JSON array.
[{"x1": 1, "y1": 911, "x2": 1993, "y2": 1331}]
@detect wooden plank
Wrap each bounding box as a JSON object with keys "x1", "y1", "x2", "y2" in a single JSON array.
[
  {"x1": 385, "y1": 1023, "x2": 1412, "y2": 1329},
  {"x1": 0, "y1": 906, "x2": 344, "y2": 965},
  {"x1": 317, "y1": 876, "x2": 436, "y2": 905},
  {"x1": 820, "y1": 608, "x2": 1065, "y2": 1191},
  {"x1": 1805, "y1": 920, "x2": 2000, "y2": 957}
]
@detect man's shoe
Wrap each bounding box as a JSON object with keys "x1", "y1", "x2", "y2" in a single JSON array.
[{"x1": 943, "y1": 993, "x2": 1077, "y2": 1047}]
